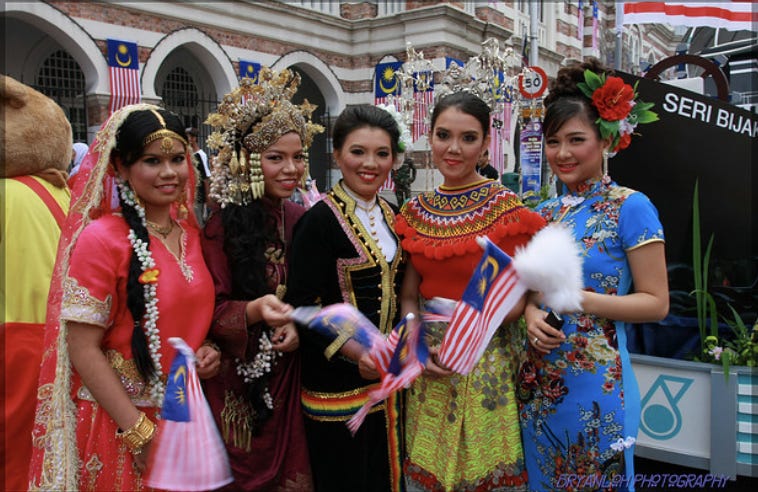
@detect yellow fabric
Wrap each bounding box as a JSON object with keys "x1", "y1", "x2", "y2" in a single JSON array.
[
  {"x1": 405, "y1": 321, "x2": 526, "y2": 490},
  {"x1": 1, "y1": 176, "x2": 70, "y2": 323}
]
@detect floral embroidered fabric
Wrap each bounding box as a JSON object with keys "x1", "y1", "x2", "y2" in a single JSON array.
[{"x1": 517, "y1": 177, "x2": 664, "y2": 491}]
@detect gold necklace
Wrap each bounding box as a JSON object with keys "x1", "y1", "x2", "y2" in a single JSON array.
[{"x1": 147, "y1": 220, "x2": 174, "y2": 238}]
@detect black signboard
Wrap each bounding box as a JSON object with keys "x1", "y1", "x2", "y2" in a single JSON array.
[{"x1": 612, "y1": 72, "x2": 756, "y2": 287}]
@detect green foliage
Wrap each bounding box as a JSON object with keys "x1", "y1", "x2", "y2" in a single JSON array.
[{"x1": 690, "y1": 180, "x2": 758, "y2": 374}]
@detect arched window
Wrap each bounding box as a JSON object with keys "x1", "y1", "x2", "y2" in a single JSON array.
[
  {"x1": 36, "y1": 50, "x2": 87, "y2": 142},
  {"x1": 161, "y1": 66, "x2": 199, "y2": 127}
]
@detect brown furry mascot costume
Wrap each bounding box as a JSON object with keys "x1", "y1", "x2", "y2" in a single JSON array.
[{"x1": 1, "y1": 75, "x2": 72, "y2": 490}]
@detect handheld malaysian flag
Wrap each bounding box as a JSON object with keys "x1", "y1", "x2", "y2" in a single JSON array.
[
  {"x1": 347, "y1": 313, "x2": 429, "y2": 434},
  {"x1": 438, "y1": 224, "x2": 584, "y2": 374},
  {"x1": 145, "y1": 338, "x2": 233, "y2": 491},
  {"x1": 106, "y1": 39, "x2": 141, "y2": 115}
]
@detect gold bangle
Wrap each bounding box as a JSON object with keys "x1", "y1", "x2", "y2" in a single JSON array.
[{"x1": 116, "y1": 411, "x2": 156, "y2": 453}]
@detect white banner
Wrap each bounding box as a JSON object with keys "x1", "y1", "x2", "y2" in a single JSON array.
[{"x1": 621, "y1": 1, "x2": 757, "y2": 32}]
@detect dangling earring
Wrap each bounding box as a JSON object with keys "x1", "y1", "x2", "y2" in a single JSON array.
[
  {"x1": 175, "y1": 191, "x2": 188, "y2": 220},
  {"x1": 301, "y1": 149, "x2": 309, "y2": 188},
  {"x1": 250, "y1": 152, "x2": 264, "y2": 200},
  {"x1": 602, "y1": 149, "x2": 609, "y2": 177}
]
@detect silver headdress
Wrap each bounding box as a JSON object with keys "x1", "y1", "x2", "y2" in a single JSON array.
[{"x1": 387, "y1": 38, "x2": 525, "y2": 130}]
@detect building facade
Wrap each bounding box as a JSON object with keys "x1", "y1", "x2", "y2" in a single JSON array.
[{"x1": 3, "y1": 0, "x2": 679, "y2": 191}]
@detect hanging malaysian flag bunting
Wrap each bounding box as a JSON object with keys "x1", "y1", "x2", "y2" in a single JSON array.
[
  {"x1": 107, "y1": 39, "x2": 141, "y2": 114},
  {"x1": 145, "y1": 338, "x2": 232, "y2": 491},
  {"x1": 412, "y1": 71, "x2": 434, "y2": 142},
  {"x1": 374, "y1": 61, "x2": 402, "y2": 105},
  {"x1": 347, "y1": 313, "x2": 428, "y2": 434},
  {"x1": 621, "y1": 1, "x2": 757, "y2": 32},
  {"x1": 239, "y1": 60, "x2": 261, "y2": 81},
  {"x1": 591, "y1": 1, "x2": 600, "y2": 51},
  {"x1": 375, "y1": 61, "x2": 403, "y2": 193},
  {"x1": 437, "y1": 237, "x2": 526, "y2": 374}
]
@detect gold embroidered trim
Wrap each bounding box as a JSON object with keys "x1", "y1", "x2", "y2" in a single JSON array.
[
  {"x1": 60, "y1": 277, "x2": 112, "y2": 327},
  {"x1": 76, "y1": 350, "x2": 156, "y2": 407}
]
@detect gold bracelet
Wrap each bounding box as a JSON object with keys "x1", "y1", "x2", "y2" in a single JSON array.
[{"x1": 116, "y1": 411, "x2": 156, "y2": 453}]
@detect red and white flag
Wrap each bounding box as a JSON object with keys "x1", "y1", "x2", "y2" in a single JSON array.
[
  {"x1": 621, "y1": 1, "x2": 757, "y2": 31},
  {"x1": 107, "y1": 39, "x2": 141, "y2": 115}
]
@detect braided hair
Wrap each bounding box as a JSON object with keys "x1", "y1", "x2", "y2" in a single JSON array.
[{"x1": 112, "y1": 108, "x2": 187, "y2": 383}]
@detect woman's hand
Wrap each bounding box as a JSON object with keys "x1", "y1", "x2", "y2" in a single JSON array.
[
  {"x1": 423, "y1": 346, "x2": 453, "y2": 378},
  {"x1": 132, "y1": 438, "x2": 154, "y2": 474},
  {"x1": 525, "y1": 302, "x2": 565, "y2": 354},
  {"x1": 195, "y1": 343, "x2": 221, "y2": 379},
  {"x1": 357, "y1": 352, "x2": 380, "y2": 380},
  {"x1": 247, "y1": 294, "x2": 292, "y2": 328},
  {"x1": 271, "y1": 323, "x2": 299, "y2": 352}
]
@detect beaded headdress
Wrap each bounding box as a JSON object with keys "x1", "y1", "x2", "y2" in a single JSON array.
[{"x1": 206, "y1": 67, "x2": 324, "y2": 207}]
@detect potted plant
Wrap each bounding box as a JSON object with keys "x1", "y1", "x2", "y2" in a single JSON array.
[{"x1": 631, "y1": 181, "x2": 758, "y2": 480}]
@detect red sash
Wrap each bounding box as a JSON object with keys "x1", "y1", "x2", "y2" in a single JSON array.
[{"x1": 11, "y1": 175, "x2": 66, "y2": 229}]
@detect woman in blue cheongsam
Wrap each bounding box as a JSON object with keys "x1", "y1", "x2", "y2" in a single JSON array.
[{"x1": 517, "y1": 58, "x2": 669, "y2": 492}]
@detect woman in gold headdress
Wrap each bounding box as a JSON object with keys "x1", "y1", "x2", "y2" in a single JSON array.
[
  {"x1": 28, "y1": 105, "x2": 221, "y2": 491},
  {"x1": 201, "y1": 67, "x2": 323, "y2": 491}
]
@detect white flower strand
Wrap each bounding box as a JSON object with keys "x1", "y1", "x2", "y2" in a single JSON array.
[
  {"x1": 376, "y1": 103, "x2": 414, "y2": 153},
  {"x1": 117, "y1": 178, "x2": 146, "y2": 226},
  {"x1": 127, "y1": 228, "x2": 165, "y2": 404},
  {"x1": 235, "y1": 331, "x2": 282, "y2": 410}
]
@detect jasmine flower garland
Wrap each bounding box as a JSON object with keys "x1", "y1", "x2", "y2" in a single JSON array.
[
  {"x1": 127, "y1": 229, "x2": 165, "y2": 404},
  {"x1": 376, "y1": 103, "x2": 414, "y2": 153},
  {"x1": 235, "y1": 331, "x2": 282, "y2": 410},
  {"x1": 119, "y1": 179, "x2": 165, "y2": 404}
]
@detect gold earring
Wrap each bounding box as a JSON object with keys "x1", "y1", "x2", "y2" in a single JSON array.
[{"x1": 175, "y1": 191, "x2": 188, "y2": 220}]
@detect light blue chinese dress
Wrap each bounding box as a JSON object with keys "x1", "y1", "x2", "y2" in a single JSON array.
[{"x1": 517, "y1": 176, "x2": 665, "y2": 491}]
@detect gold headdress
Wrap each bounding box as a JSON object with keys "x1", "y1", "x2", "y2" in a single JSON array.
[
  {"x1": 206, "y1": 67, "x2": 324, "y2": 207},
  {"x1": 143, "y1": 109, "x2": 188, "y2": 153}
]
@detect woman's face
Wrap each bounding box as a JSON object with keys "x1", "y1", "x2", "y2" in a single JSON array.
[
  {"x1": 430, "y1": 107, "x2": 489, "y2": 187},
  {"x1": 544, "y1": 114, "x2": 610, "y2": 192},
  {"x1": 118, "y1": 137, "x2": 189, "y2": 217},
  {"x1": 334, "y1": 126, "x2": 395, "y2": 201},
  {"x1": 262, "y1": 132, "x2": 306, "y2": 201}
]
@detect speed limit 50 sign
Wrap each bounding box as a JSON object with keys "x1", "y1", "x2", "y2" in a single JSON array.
[{"x1": 518, "y1": 66, "x2": 548, "y2": 99}]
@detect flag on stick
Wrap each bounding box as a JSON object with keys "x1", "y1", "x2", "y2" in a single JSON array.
[
  {"x1": 347, "y1": 314, "x2": 428, "y2": 434},
  {"x1": 438, "y1": 224, "x2": 585, "y2": 375},
  {"x1": 145, "y1": 338, "x2": 233, "y2": 491},
  {"x1": 438, "y1": 237, "x2": 526, "y2": 374},
  {"x1": 290, "y1": 304, "x2": 393, "y2": 369}
]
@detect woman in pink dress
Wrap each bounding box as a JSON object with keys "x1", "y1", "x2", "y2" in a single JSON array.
[{"x1": 29, "y1": 105, "x2": 221, "y2": 491}]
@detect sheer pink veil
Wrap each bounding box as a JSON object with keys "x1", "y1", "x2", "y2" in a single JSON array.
[{"x1": 28, "y1": 104, "x2": 198, "y2": 490}]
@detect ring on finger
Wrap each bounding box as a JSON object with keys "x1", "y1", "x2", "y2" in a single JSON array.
[{"x1": 533, "y1": 337, "x2": 539, "y2": 345}]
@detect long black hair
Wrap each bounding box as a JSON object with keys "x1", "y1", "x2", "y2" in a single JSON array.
[{"x1": 113, "y1": 108, "x2": 187, "y2": 383}]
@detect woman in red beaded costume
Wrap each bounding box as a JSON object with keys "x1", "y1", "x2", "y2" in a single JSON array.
[{"x1": 396, "y1": 91, "x2": 545, "y2": 491}]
